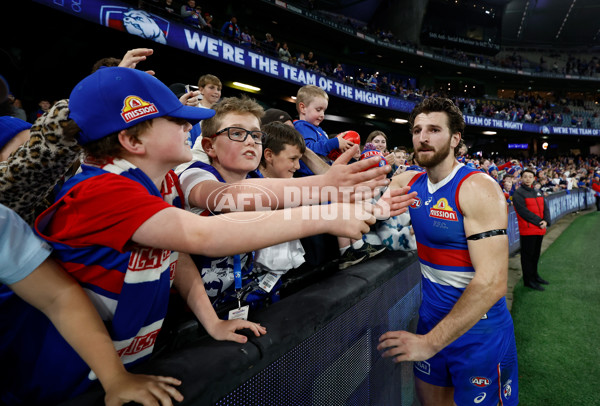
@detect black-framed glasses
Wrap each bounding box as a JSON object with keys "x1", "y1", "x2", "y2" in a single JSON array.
[{"x1": 211, "y1": 127, "x2": 265, "y2": 145}]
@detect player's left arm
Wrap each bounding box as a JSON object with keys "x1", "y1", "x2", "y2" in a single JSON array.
[
  {"x1": 378, "y1": 173, "x2": 507, "y2": 362},
  {"x1": 426, "y1": 173, "x2": 509, "y2": 349}
]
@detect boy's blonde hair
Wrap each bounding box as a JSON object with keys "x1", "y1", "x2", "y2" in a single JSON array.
[
  {"x1": 295, "y1": 85, "x2": 328, "y2": 112},
  {"x1": 201, "y1": 96, "x2": 264, "y2": 138},
  {"x1": 197, "y1": 74, "x2": 222, "y2": 89}
]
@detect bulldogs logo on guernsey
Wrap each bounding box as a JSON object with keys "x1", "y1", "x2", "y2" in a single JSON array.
[{"x1": 121, "y1": 96, "x2": 159, "y2": 123}]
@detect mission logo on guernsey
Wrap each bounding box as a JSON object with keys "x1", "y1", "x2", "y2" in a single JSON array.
[
  {"x1": 429, "y1": 198, "x2": 458, "y2": 221},
  {"x1": 121, "y1": 95, "x2": 159, "y2": 123}
]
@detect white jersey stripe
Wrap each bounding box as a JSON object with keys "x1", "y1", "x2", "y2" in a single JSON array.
[{"x1": 420, "y1": 262, "x2": 474, "y2": 288}]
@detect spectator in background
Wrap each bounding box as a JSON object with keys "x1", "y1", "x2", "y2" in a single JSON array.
[
  {"x1": 333, "y1": 64, "x2": 345, "y2": 82},
  {"x1": 28, "y1": 98, "x2": 51, "y2": 123},
  {"x1": 262, "y1": 33, "x2": 278, "y2": 56},
  {"x1": 379, "y1": 75, "x2": 390, "y2": 94},
  {"x1": 2, "y1": 94, "x2": 27, "y2": 120},
  {"x1": 365, "y1": 130, "x2": 395, "y2": 167},
  {"x1": 240, "y1": 26, "x2": 252, "y2": 47},
  {"x1": 181, "y1": 0, "x2": 205, "y2": 29},
  {"x1": 304, "y1": 51, "x2": 318, "y2": 70},
  {"x1": 221, "y1": 16, "x2": 241, "y2": 42},
  {"x1": 355, "y1": 71, "x2": 367, "y2": 88},
  {"x1": 162, "y1": 0, "x2": 176, "y2": 15},
  {"x1": 278, "y1": 42, "x2": 292, "y2": 62},
  {"x1": 591, "y1": 173, "x2": 600, "y2": 211},
  {"x1": 502, "y1": 174, "x2": 514, "y2": 204},
  {"x1": 367, "y1": 72, "x2": 378, "y2": 91},
  {"x1": 297, "y1": 52, "x2": 306, "y2": 68},
  {"x1": 513, "y1": 169, "x2": 551, "y2": 291}
]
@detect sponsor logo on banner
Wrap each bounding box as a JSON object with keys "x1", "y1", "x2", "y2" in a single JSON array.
[{"x1": 429, "y1": 198, "x2": 458, "y2": 221}]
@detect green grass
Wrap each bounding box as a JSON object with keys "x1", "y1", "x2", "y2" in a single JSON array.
[{"x1": 511, "y1": 211, "x2": 600, "y2": 405}]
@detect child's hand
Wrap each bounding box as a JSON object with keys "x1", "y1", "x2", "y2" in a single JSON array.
[
  {"x1": 326, "y1": 146, "x2": 392, "y2": 198},
  {"x1": 207, "y1": 319, "x2": 267, "y2": 344},
  {"x1": 384, "y1": 152, "x2": 395, "y2": 166},
  {"x1": 118, "y1": 48, "x2": 155, "y2": 76},
  {"x1": 179, "y1": 90, "x2": 201, "y2": 107},
  {"x1": 323, "y1": 202, "x2": 375, "y2": 240},
  {"x1": 336, "y1": 133, "x2": 354, "y2": 152},
  {"x1": 372, "y1": 186, "x2": 417, "y2": 219},
  {"x1": 103, "y1": 371, "x2": 183, "y2": 406}
]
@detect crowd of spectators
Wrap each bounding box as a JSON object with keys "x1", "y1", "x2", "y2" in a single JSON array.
[{"x1": 457, "y1": 153, "x2": 600, "y2": 205}]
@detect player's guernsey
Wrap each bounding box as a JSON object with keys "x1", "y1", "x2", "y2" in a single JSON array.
[
  {"x1": 0, "y1": 158, "x2": 181, "y2": 405},
  {"x1": 408, "y1": 163, "x2": 512, "y2": 332}
]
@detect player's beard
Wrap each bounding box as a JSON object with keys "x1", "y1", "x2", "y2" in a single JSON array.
[{"x1": 414, "y1": 136, "x2": 453, "y2": 168}]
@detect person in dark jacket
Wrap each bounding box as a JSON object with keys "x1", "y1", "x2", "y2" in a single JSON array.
[{"x1": 513, "y1": 169, "x2": 551, "y2": 291}]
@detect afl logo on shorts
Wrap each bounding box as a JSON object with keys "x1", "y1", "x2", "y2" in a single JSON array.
[
  {"x1": 470, "y1": 376, "x2": 490, "y2": 387},
  {"x1": 410, "y1": 196, "x2": 422, "y2": 209}
]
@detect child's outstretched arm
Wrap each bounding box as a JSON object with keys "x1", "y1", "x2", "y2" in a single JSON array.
[
  {"x1": 9, "y1": 257, "x2": 183, "y2": 406},
  {"x1": 187, "y1": 146, "x2": 394, "y2": 211},
  {"x1": 133, "y1": 201, "x2": 376, "y2": 256}
]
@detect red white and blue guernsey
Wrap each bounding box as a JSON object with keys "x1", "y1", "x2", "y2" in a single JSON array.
[
  {"x1": 0, "y1": 158, "x2": 181, "y2": 405},
  {"x1": 408, "y1": 163, "x2": 518, "y2": 406}
]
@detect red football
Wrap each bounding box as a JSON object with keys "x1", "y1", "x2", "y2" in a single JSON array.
[{"x1": 327, "y1": 131, "x2": 361, "y2": 160}]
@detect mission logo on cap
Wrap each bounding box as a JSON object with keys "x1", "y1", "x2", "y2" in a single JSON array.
[
  {"x1": 121, "y1": 96, "x2": 159, "y2": 123},
  {"x1": 69, "y1": 67, "x2": 215, "y2": 145}
]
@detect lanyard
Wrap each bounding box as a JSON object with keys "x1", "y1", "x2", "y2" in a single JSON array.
[{"x1": 233, "y1": 254, "x2": 242, "y2": 307}]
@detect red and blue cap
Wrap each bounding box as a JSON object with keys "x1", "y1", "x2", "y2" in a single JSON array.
[{"x1": 69, "y1": 67, "x2": 215, "y2": 145}]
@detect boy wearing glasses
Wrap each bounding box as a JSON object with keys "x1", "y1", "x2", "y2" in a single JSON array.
[{"x1": 177, "y1": 96, "x2": 416, "y2": 314}]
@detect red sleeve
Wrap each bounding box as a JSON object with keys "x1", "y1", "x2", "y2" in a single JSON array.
[
  {"x1": 41, "y1": 173, "x2": 173, "y2": 252},
  {"x1": 497, "y1": 161, "x2": 513, "y2": 170},
  {"x1": 592, "y1": 181, "x2": 600, "y2": 193}
]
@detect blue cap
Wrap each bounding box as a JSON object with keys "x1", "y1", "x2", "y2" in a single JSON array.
[
  {"x1": 0, "y1": 116, "x2": 32, "y2": 150},
  {"x1": 69, "y1": 67, "x2": 215, "y2": 145}
]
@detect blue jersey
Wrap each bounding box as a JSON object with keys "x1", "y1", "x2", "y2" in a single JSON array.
[
  {"x1": 293, "y1": 120, "x2": 338, "y2": 177},
  {"x1": 408, "y1": 164, "x2": 512, "y2": 332}
]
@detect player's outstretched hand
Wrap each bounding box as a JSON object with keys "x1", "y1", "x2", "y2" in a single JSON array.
[
  {"x1": 207, "y1": 319, "x2": 267, "y2": 344},
  {"x1": 104, "y1": 371, "x2": 183, "y2": 406},
  {"x1": 377, "y1": 330, "x2": 438, "y2": 363}
]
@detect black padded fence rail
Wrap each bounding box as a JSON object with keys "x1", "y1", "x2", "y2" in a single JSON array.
[{"x1": 61, "y1": 250, "x2": 421, "y2": 406}]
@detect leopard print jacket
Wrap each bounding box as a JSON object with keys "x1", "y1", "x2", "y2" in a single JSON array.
[{"x1": 0, "y1": 99, "x2": 82, "y2": 225}]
